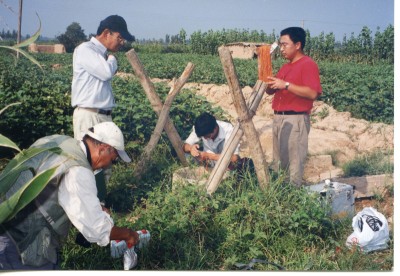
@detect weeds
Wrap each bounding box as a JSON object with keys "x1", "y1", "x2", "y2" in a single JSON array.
[
  {"x1": 59, "y1": 158, "x2": 393, "y2": 271},
  {"x1": 342, "y1": 150, "x2": 393, "y2": 177},
  {"x1": 317, "y1": 106, "x2": 330, "y2": 120}
]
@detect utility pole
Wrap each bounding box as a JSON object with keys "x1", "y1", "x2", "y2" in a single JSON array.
[{"x1": 17, "y1": 0, "x2": 23, "y2": 58}]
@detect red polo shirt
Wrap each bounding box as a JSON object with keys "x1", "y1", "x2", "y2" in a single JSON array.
[{"x1": 272, "y1": 56, "x2": 322, "y2": 113}]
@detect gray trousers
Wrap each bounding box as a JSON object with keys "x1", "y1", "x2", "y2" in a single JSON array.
[
  {"x1": 272, "y1": 114, "x2": 310, "y2": 187},
  {"x1": 0, "y1": 234, "x2": 59, "y2": 270},
  {"x1": 73, "y1": 107, "x2": 112, "y2": 202}
]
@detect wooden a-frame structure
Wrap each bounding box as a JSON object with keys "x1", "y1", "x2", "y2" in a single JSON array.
[{"x1": 125, "y1": 44, "x2": 274, "y2": 194}]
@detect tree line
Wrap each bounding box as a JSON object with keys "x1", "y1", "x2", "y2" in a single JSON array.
[
  {"x1": 2, "y1": 23, "x2": 393, "y2": 63},
  {"x1": 135, "y1": 25, "x2": 393, "y2": 63},
  {"x1": 0, "y1": 29, "x2": 18, "y2": 40},
  {"x1": 177, "y1": 25, "x2": 394, "y2": 63}
]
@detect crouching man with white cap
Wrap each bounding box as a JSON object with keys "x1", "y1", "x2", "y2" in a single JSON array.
[{"x1": 0, "y1": 122, "x2": 139, "y2": 270}]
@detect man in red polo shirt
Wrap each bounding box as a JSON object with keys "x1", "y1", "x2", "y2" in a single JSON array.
[{"x1": 266, "y1": 27, "x2": 322, "y2": 187}]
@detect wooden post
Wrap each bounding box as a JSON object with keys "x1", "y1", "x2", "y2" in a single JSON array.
[
  {"x1": 218, "y1": 46, "x2": 269, "y2": 189},
  {"x1": 134, "y1": 63, "x2": 195, "y2": 180},
  {"x1": 206, "y1": 123, "x2": 243, "y2": 193},
  {"x1": 206, "y1": 80, "x2": 268, "y2": 194},
  {"x1": 126, "y1": 49, "x2": 188, "y2": 166}
]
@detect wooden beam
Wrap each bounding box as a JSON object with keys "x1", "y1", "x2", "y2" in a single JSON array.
[
  {"x1": 126, "y1": 49, "x2": 189, "y2": 166},
  {"x1": 206, "y1": 47, "x2": 270, "y2": 194},
  {"x1": 206, "y1": 80, "x2": 268, "y2": 194},
  {"x1": 134, "y1": 63, "x2": 195, "y2": 180}
]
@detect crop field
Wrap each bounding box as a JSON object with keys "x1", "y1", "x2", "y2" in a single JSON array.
[{"x1": 0, "y1": 48, "x2": 394, "y2": 271}]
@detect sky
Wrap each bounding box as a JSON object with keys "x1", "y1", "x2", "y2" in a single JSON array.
[{"x1": 0, "y1": 0, "x2": 395, "y2": 41}]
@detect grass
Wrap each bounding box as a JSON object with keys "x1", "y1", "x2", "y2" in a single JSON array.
[
  {"x1": 59, "y1": 152, "x2": 394, "y2": 271},
  {"x1": 342, "y1": 150, "x2": 394, "y2": 177}
]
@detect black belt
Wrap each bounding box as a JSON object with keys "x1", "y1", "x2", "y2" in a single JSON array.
[
  {"x1": 274, "y1": 110, "x2": 307, "y2": 115},
  {"x1": 97, "y1": 109, "x2": 112, "y2": 115},
  {"x1": 78, "y1": 107, "x2": 112, "y2": 116}
]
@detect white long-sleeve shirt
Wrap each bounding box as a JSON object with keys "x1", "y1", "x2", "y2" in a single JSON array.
[
  {"x1": 58, "y1": 141, "x2": 114, "y2": 246},
  {"x1": 71, "y1": 37, "x2": 117, "y2": 110},
  {"x1": 185, "y1": 120, "x2": 240, "y2": 155}
]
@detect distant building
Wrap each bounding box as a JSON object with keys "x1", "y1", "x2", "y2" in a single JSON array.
[
  {"x1": 28, "y1": 43, "x2": 66, "y2": 54},
  {"x1": 225, "y1": 42, "x2": 270, "y2": 59}
]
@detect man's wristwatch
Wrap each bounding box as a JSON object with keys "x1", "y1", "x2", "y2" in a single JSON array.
[{"x1": 285, "y1": 82, "x2": 290, "y2": 90}]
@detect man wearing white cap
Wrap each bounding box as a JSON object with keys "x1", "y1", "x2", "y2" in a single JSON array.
[{"x1": 0, "y1": 122, "x2": 138, "y2": 270}]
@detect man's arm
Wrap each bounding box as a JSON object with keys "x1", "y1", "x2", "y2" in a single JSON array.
[
  {"x1": 266, "y1": 77, "x2": 318, "y2": 100},
  {"x1": 199, "y1": 151, "x2": 240, "y2": 163},
  {"x1": 59, "y1": 167, "x2": 128, "y2": 246},
  {"x1": 75, "y1": 44, "x2": 117, "y2": 81}
]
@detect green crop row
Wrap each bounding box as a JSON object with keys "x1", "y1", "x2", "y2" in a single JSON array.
[
  {"x1": 0, "y1": 50, "x2": 393, "y2": 150},
  {"x1": 120, "y1": 53, "x2": 393, "y2": 124}
]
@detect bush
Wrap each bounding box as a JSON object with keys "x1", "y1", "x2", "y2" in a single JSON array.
[{"x1": 342, "y1": 150, "x2": 394, "y2": 177}]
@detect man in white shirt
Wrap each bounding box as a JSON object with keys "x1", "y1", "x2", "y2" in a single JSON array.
[
  {"x1": 71, "y1": 14, "x2": 134, "y2": 140},
  {"x1": 183, "y1": 112, "x2": 241, "y2": 170},
  {"x1": 71, "y1": 15, "x2": 134, "y2": 202},
  {"x1": 0, "y1": 122, "x2": 139, "y2": 270}
]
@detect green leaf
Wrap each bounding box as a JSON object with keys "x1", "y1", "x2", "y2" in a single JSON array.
[
  {"x1": 0, "y1": 102, "x2": 22, "y2": 116},
  {"x1": 0, "y1": 134, "x2": 21, "y2": 153},
  {"x1": 0, "y1": 146, "x2": 62, "y2": 182},
  {"x1": 0, "y1": 165, "x2": 31, "y2": 195},
  {"x1": 14, "y1": 13, "x2": 41, "y2": 48},
  {"x1": 0, "y1": 166, "x2": 59, "y2": 224},
  {"x1": 0, "y1": 13, "x2": 42, "y2": 71},
  {"x1": 0, "y1": 46, "x2": 43, "y2": 71}
]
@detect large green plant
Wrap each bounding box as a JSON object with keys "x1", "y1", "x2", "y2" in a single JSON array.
[{"x1": 0, "y1": 134, "x2": 62, "y2": 224}]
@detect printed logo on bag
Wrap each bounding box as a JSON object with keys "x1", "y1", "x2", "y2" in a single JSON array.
[{"x1": 359, "y1": 215, "x2": 383, "y2": 232}]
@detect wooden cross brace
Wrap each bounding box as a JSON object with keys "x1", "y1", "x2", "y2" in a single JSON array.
[
  {"x1": 125, "y1": 49, "x2": 195, "y2": 180},
  {"x1": 206, "y1": 46, "x2": 271, "y2": 194}
]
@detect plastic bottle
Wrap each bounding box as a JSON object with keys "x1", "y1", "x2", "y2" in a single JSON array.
[
  {"x1": 123, "y1": 230, "x2": 150, "y2": 270},
  {"x1": 110, "y1": 229, "x2": 151, "y2": 270},
  {"x1": 136, "y1": 229, "x2": 150, "y2": 249}
]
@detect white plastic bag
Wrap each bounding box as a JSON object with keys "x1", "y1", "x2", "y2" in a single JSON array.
[
  {"x1": 346, "y1": 207, "x2": 389, "y2": 252},
  {"x1": 123, "y1": 246, "x2": 138, "y2": 270}
]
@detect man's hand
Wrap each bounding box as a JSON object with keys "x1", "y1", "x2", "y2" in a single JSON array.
[
  {"x1": 266, "y1": 76, "x2": 286, "y2": 90},
  {"x1": 110, "y1": 226, "x2": 140, "y2": 248},
  {"x1": 197, "y1": 151, "x2": 209, "y2": 162},
  {"x1": 190, "y1": 144, "x2": 201, "y2": 157},
  {"x1": 101, "y1": 205, "x2": 111, "y2": 214},
  {"x1": 126, "y1": 229, "x2": 139, "y2": 248}
]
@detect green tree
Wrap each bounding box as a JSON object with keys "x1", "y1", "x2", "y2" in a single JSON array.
[
  {"x1": 373, "y1": 25, "x2": 394, "y2": 62},
  {"x1": 358, "y1": 26, "x2": 373, "y2": 58},
  {"x1": 57, "y1": 22, "x2": 87, "y2": 53},
  {"x1": 179, "y1": 28, "x2": 187, "y2": 44}
]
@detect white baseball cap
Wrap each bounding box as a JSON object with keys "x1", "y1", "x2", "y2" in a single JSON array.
[{"x1": 85, "y1": 122, "x2": 131, "y2": 163}]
